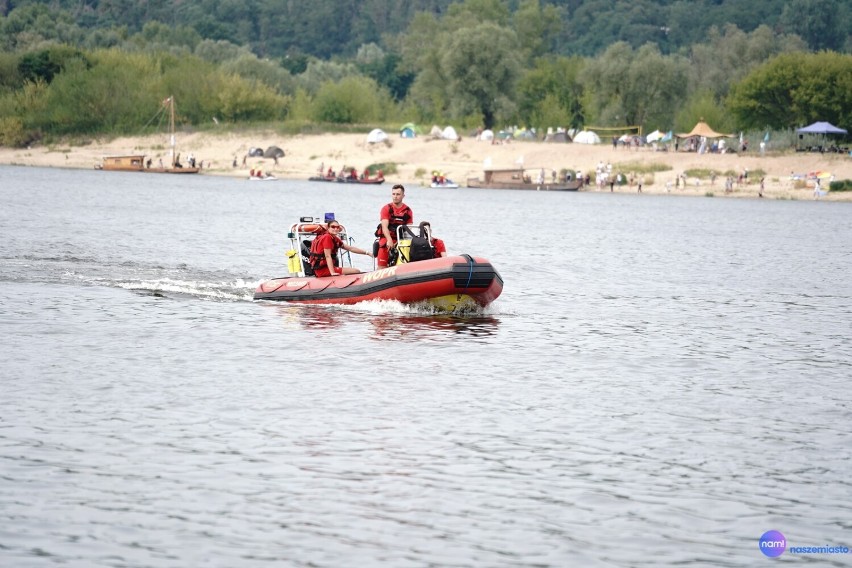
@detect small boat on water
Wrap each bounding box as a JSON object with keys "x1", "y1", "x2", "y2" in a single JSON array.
[
  {"x1": 309, "y1": 165, "x2": 385, "y2": 185},
  {"x1": 254, "y1": 218, "x2": 503, "y2": 311},
  {"x1": 249, "y1": 175, "x2": 277, "y2": 181},
  {"x1": 467, "y1": 167, "x2": 583, "y2": 191},
  {"x1": 430, "y1": 180, "x2": 459, "y2": 189},
  {"x1": 308, "y1": 175, "x2": 385, "y2": 185},
  {"x1": 97, "y1": 96, "x2": 200, "y2": 174}
]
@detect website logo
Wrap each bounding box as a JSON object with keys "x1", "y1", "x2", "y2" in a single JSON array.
[{"x1": 759, "y1": 530, "x2": 787, "y2": 558}]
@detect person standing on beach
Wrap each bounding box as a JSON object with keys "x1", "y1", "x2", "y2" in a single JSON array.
[{"x1": 376, "y1": 184, "x2": 413, "y2": 268}]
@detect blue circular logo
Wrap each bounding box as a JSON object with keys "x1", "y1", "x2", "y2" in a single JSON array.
[{"x1": 759, "y1": 530, "x2": 787, "y2": 558}]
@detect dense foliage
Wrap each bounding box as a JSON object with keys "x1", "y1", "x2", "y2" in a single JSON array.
[
  {"x1": 2, "y1": 0, "x2": 849, "y2": 57},
  {"x1": 0, "y1": 0, "x2": 849, "y2": 145}
]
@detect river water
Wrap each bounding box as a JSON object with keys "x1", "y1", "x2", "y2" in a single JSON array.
[{"x1": 1, "y1": 165, "x2": 851, "y2": 567}]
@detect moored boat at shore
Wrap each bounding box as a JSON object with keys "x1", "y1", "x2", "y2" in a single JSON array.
[
  {"x1": 254, "y1": 218, "x2": 502, "y2": 311},
  {"x1": 97, "y1": 96, "x2": 200, "y2": 174},
  {"x1": 467, "y1": 167, "x2": 582, "y2": 191}
]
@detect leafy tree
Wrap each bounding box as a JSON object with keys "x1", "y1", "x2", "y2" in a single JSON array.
[
  {"x1": 687, "y1": 24, "x2": 807, "y2": 102},
  {"x1": 312, "y1": 76, "x2": 390, "y2": 124},
  {"x1": 674, "y1": 90, "x2": 735, "y2": 134},
  {"x1": 513, "y1": 0, "x2": 563, "y2": 60},
  {"x1": 779, "y1": 0, "x2": 846, "y2": 52},
  {"x1": 18, "y1": 45, "x2": 91, "y2": 84},
  {"x1": 129, "y1": 21, "x2": 202, "y2": 52},
  {"x1": 194, "y1": 39, "x2": 254, "y2": 64},
  {"x1": 443, "y1": 0, "x2": 512, "y2": 29},
  {"x1": 0, "y1": 53, "x2": 22, "y2": 91},
  {"x1": 298, "y1": 60, "x2": 360, "y2": 95},
  {"x1": 516, "y1": 56, "x2": 585, "y2": 129},
  {"x1": 0, "y1": 3, "x2": 85, "y2": 51},
  {"x1": 581, "y1": 42, "x2": 689, "y2": 130},
  {"x1": 727, "y1": 52, "x2": 852, "y2": 129},
  {"x1": 357, "y1": 49, "x2": 415, "y2": 102},
  {"x1": 280, "y1": 51, "x2": 309, "y2": 75},
  {"x1": 221, "y1": 55, "x2": 297, "y2": 95},
  {"x1": 441, "y1": 21, "x2": 522, "y2": 129}
]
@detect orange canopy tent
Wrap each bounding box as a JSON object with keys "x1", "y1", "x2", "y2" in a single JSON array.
[{"x1": 676, "y1": 121, "x2": 733, "y2": 139}]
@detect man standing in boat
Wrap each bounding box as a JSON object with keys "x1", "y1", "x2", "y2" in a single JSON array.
[{"x1": 376, "y1": 184, "x2": 413, "y2": 267}]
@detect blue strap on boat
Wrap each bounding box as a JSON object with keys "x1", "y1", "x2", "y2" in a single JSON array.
[{"x1": 460, "y1": 254, "x2": 474, "y2": 296}]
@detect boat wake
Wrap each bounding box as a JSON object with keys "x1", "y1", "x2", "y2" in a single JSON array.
[
  {"x1": 2, "y1": 252, "x2": 257, "y2": 302},
  {"x1": 113, "y1": 277, "x2": 256, "y2": 302}
]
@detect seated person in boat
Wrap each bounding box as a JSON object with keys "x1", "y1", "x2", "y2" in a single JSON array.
[
  {"x1": 309, "y1": 221, "x2": 373, "y2": 277},
  {"x1": 419, "y1": 221, "x2": 447, "y2": 257},
  {"x1": 327, "y1": 167, "x2": 334, "y2": 178},
  {"x1": 349, "y1": 167, "x2": 358, "y2": 179}
]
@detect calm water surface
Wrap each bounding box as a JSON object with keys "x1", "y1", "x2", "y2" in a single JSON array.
[{"x1": 1, "y1": 165, "x2": 851, "y2": 567}]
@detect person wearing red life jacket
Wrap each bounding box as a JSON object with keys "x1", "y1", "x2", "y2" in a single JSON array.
[
  {"x1": 419, "y1": 221, "x2": 447, "y2": 258},
  {"x1": 376, "y1": 184, "x2": 413, "y2": 267},
  {"x1": 310, "y1": 221, "x2": 372, "y2": 277}
]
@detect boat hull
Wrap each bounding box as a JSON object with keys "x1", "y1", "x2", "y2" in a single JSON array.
[
  {"x1": 466, "y1": 167, "x2": 582, "y2": 191},
  {"x1": 467, "y1": 178, "x2": 581, "y2": 191},
  {"x1": 98, "y1": 155, "x2": 199, "y2": 174},
  {"x1": 254, "y1": 255, "x2": 502, "y2": 310},
  {"x1": 308, "y1": 176, "x2": 384, "y2": 185}
]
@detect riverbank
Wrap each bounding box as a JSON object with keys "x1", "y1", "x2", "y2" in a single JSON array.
[{"x1": 1, "y1": 130, "x2": 850, "y2": 200}]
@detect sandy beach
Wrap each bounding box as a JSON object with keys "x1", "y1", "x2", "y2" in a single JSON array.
[{"x1": 1, "y1": 129, "x2": 850, "y2": 200}]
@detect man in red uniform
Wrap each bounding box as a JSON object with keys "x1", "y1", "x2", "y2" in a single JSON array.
[
  {"x1": 419, "y1": 221, "x2": 447, "y2": 258},
  {"x1": 376, "y1": 184, "x2": 413, "y2": 267},
  {"x1": 310, "y1": 222, "x2": 372, "y2": 277}
]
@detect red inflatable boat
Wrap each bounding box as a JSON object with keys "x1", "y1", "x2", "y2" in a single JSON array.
[{"x1": 253, "y1": 218, "x2": 503, "y2": 311}]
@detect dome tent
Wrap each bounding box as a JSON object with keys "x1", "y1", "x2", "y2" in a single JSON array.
[
  {"x1": 399, "y1": 122, "x2": 422, "y2": 138},
  {"x1": 441, "y1": 126, "x2": 459, "y2": 140},
  {"x1": 366, "y1": 129, "x2": 388, "y2": 144},
  {"x1": 263, "y1": 146, "x2": 284, "y2": 159},
  {"x1": 573, "y1": 131, "x2": 601, "y2": 144}
]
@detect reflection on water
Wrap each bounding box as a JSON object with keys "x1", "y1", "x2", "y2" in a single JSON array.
[
  {"x1": 264, "y1": 302, "x2": 501, "y2": 339},
  {"x1": 368, "y1": 313, "x2": 500, "y2": 340}
]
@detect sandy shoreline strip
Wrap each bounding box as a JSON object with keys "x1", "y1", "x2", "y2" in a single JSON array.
[{"x1": 1, "y1": 130, "x2": 850, "y2": 200}]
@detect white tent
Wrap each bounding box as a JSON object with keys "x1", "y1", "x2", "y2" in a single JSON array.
[
  {"x1": 442, "y1": 126, "x2": 459, "y2": 140},
  {"x1": 430, "y1": 125, "x2": 443, "y2": 138},
  {"x1": 366, "y1": 128, "x2": 388, "y2": 144},
  {"x1": 480, "y1": 129, "x2": 494, "y2": 141},
  {"x1": 574, "y1": 131, "x2": 601, "y2": 144},
  {"x1": 646, "y1": 130, "x2": 664, "y2": 142}
]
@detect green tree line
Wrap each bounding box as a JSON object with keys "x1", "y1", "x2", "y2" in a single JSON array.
[
  {"x1": 2, "y1": 0, "x2": 849, "y2": 58},
  {"x1": 0, "y1": 0, "x2": 850, "y2": 146}
]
